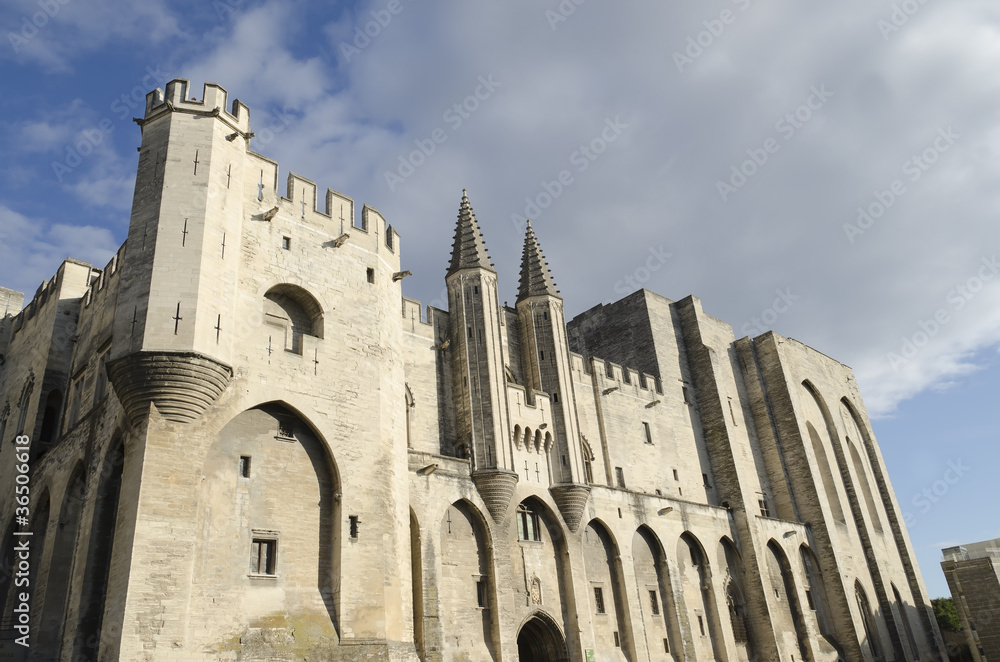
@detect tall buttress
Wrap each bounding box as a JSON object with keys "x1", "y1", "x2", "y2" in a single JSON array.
[{"x1": 446, "y1": 191, "x2": 518, "y2": 522}]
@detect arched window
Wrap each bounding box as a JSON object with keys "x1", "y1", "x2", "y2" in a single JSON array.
[
  {"x1": 264, "y1": 285, "x2": 324, "y2": 355},
  {"x1": 15, "y1": 372, "x2": 34, "y2": 435},
  {"x1": 517, "y1": 503, "x2": 541, "y2": 542},
  {"x1": 38, "y1": 390, "x2": 63, "y2": 445},
  {"x1": 855, "y1": 581, "x2": 883, "y2": 660}
]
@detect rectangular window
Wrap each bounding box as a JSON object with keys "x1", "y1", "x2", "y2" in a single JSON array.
[
  {"x1": 594, "y1": 587, "x2": 606, "y2": 614},
  {"x1": 517, "y1": 506, "x2": 541, "y2": 542},
  {"x1": 552, "y1": 392, "x2": 559, "y2": 403},
  {"x1": 758, "y1": 499, "x2": 770, "y2": 518},
  {"x1": 277, "y1": 420, "x2": 294, "y2": 439},
  {"x1": 663, "y1": 638, "x2": 670, "y2": 654},
  {"x1": 703, "y1": 473, "x2": 711, "y2": 488},
  {"x1": 698, "y1": 615, "x2": 705, "y2": 636},
  {"x1": 477, "y1": 578, "x2": 487, "y2": 608},
  {"x1": 251, "y1": 539, "x2": 276, "y2": 575},
  {"x1": 239, "y1": 455, "x2": 251, "y2": 478},
  {"x1": 805, "y1": 588, "x2": 815, "y2": 610},
  {"x1": 349, "y1": 515, "x2": 360, "y2": 539},
  {"x1": 94, "y1": 350, "x2": 111, "y2": 403},
  {"x1": 613, "y1": 631, "x2": 620, "y2": 648},
  {"x1": 649, "y1": 590, "x2": 660, "y2": 615},
  {"x1": 672, "y1": 469, "x2": 679, "y2": 481},
  {"x1": 682, "y1": 385, "x2": 691, "y2": 404},
  {"x1": 615, "y1": 467, "x2": 626, "y2": 488},
  {"x1": 281, "y1": 236, "x2": 291, "y2": 250},
  {"x1": 366, "y1": 267, "x2": 375, "y2": 283},
  {"x1": 643, "y1": 421, "x2": 653, "y2": 444}
]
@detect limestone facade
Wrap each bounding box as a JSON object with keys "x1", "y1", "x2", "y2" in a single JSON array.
[
  {"x1": 941, "y1": 539, "x2": 1000, "y2": 662},
  {"x1": 0, "y1": 80, "x2": 947, "y2": 661}
]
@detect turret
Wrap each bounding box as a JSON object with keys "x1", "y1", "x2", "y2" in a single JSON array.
[
  {"x1": 516, "y1": 222, "x2": 590, "y2": 531},
  {"x1": 446, "y1": 190, "x2": 518, "y2": 522},
  {"x1": 107, "y1": 80, "x2": 251, "y2": 426}
]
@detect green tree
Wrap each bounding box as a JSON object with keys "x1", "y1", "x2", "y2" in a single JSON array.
[{"x1": 933, "y1": 597, "x2": 962, "y2": 632}]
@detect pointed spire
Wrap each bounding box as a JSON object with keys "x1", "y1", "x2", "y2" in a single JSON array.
[
  {"x1": 517, "y1": 220, "x2": 560, "y2": 301},
  {"x1": 448, "y1": 189, "x2": 495, "y2": 276}
]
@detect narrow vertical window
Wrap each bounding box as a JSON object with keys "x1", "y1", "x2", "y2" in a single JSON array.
[
  {"x1": 698, "y1": 615, "x2": 705, "y2": 636},
  {"x1": 663, "y1": 638, "x2": 670, "y2": 653},
  {"x1": 649, "y1": 590, "x2": 660, "y2": 615},
  {"x1": 477, "y1": 578, "x2": 487, "y2": 608},
  {"x1": 643, "y1": 421, "x2": 653, "y2": 444},
  {"x1": 615, "y1": 466, "x2": 626, "y2": 488},
  {"x1": 349, "y1": 515, "x2": 360, "y2": 539},
  {"x1": 251, "y1": 539, "x2": 276, "y2": 575},
  {"x1": 239, "y1": 455, "x2": 251, "y2": 478},
  {"x1": 281, "y1": 236, "x2": 291, "y2": 250},
  {"x1": 367, "y1": 268, "x2": 375, "y2": 284},
  {"x1": 613, "y1": 631, "x2": 620, "y2": 647},
  {"x1": 594, "y1": 587, "x2": 606, "y2": 614}
]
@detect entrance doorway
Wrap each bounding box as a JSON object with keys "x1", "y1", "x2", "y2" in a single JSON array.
[{"x1": 517, "y1": 613, "x2": 568, "y2": 662}]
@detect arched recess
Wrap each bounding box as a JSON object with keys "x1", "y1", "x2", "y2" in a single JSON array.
[
  {"x1": 264, "y1": 284, "x2": 324, "y2": 354},
  {"x1": 193, "y1": 402, "x2": 340, "y2": 647},
  {"x1": 847, "y1": 440, "x2": 883, "y2": 534},
  {"x1": 799, "y1": 544, "x2": 834, "y2": 636},
  {"x1": 512, "y1": 497, "x2": 572, "y2": 646},
  {"x1": 765, "y1": 540, "x2": 810, "y2": 662},
  {"x1": 584, "y1": 520, "x2": 632, "y2": 659},
  {"x1": 517, "y1": 610, "x2": 569, "y2": 662},
  {"x1": 891, "y1": 583, "x2": 920, "y2": 661},
  {"x1": 439, "y1": 500, "x2": 497, "y2": 660},
  {"x1": 27, "y1": 490, "x2": 51, "y2": 637},
  {"x1": 409, "y1": 508, "x2": 424, "y2": 659},
  {"x1": 719, "y1": 537, "x2": 756, "y2": 662},
  {"x1": 37, "y1": 388, "x2": 63, "y2": 446},
  {"x1": 676, "y1": 532, "x2": 722, "y2": 662},
  {"x1": 855, "y1": 581, "x2": 884, "y2": 661},
  {"x1": 71, "y1": 438, "x2": 124, "y2": 662},
  {"x1": 404, "y1": 384, "x2": 414, "y2": 448},
  {"x1": 36, "y1": 463, "x2": 86, "y2": 661},
  {"x1": 806, "y1": 421, "x2": 846, "y2": 524},
  {"x1": 633, "y1": 527, "x2": 681, "y2": 657}
]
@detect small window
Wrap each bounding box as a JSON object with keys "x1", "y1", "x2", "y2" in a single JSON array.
[
  {"x1": 643, "y1": 421, "x2": 653, "y2": 444},
  {"x1": 703, "y1": 473, "x2": 711, "y2": 488},
  {"x1": 477, "y1": 578, "x2": 487, "y2": 608},
  {"x1": 473, "y1": 286, "x2": 479, "y2": 294},
  {"x1": 539, "y1": 350, "x2": 545, "y2": 360},
  {"x1": 682, "y1": 385, "x2": 691, "y2": 404},
  {"x1": 615, "y1": 467, "x2": 626, "y2": 488},
  {"x1": 277, "y1": 420, "x2": 294, "y2": 439},
  {"x1": 678, "y1": 487, "x2": 683, "y2": 496},
  {"x1": 251, "y1": 539, "x2": 276, "y2": 575},
  {"x1": 594, "y1": 587, "x2": 606, "y2": 614},
  {"x1": 552, "y1": 392, "x2": 559, "y2": 403},
  {"x1": 613, "y1": 631, "x2": 620, "y2": 647},
  {"x1": 649, "y1": 590, "x2": 660, "y2": 615},
  {"x1": 366, "y1": 268, "x2": 375, "y2": 284},
  {"x1": 543, "y1": 311, "x2": 549, "y2": 320},
  {"x1": 663, "y1": 638, "x2": 670, "y2": 654},
  {"x1": 349, "y1": 515, "x2": 360, "y2": 539},
  {"x1": 239, "y1": 455, "x2": 251, "y2": 478},
  {"x1": 759, "y1": 499, "x2": 770, "y2": 518},
  {"x1": 617, "y1": 508, "x2": 622, "y2": 519},
  {"x1": 517, "y1": 504, "x2": 541, "y2": 542},
  {"x1": 805, "y1": 588, "x2": 815, "y2": 610},
  {"x1": 281, "y1": 236, "x2": 291, "y2": 250},
  {"x1": 672, "y1": 469, "x2": 679, "y2": 481},
  {"x1": 698, "y1": 615, "x2": 705, "y2": 636}
]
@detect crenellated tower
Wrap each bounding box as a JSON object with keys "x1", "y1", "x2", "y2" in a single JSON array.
[
  {"x1": 516, "y1": 221, "x2": 590, "y2": 531},
  {"x1": 446, "y1": 191, "x2": 518, "y2": 522},
  {"x1": 107, "y1": 80, "x2": 251, "y2": 426}
]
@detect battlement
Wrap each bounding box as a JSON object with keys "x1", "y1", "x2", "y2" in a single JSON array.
[
  {"x1": 8, "y1": 259, "x2": 97, "y2": 336},
  {"x1": 401, "y1": 298, "x2": 449, "y2": 340},
  {"x1": 588, "y1": 356, "x2": 662, "y2": 394},
  {"x1": 144, "y1": 79, "x2": 251, "y2": 133},
  {"x1": 83, "y1": 242, "x2": 126, "y2": 309}
]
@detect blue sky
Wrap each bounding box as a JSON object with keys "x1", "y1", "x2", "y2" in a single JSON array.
[{"x1": 1, "y1": 0, "x2": 998, "y2": 598}]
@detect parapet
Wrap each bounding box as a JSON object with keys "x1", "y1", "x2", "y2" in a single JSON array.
[{"x1": 144, "y1": 79, "x2": 251, "y2": 133}]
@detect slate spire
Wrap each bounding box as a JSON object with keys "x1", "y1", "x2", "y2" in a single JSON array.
[
  {"x1": 447, "y1": 189, "x2": 495, "y2": 275},
  {"x1": 517, "y1": 220, "x2": 560, "y2": 301}
]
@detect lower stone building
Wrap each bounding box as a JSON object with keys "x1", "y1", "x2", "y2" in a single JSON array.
[
  {"x1": 0, "y1": 79, "x2": 947, "y2": 661},
  {"x1": 941, "y1": 539, "x2": 1000, "y2": 662}
]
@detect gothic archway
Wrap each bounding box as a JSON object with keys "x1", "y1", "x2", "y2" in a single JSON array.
[{"x1": 517, "y1": 611, "x2": 568, "y2": 662}]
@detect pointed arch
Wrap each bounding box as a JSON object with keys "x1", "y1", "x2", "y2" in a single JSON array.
[
  {"x1": 766, "y1": 540, "x2": 811, "y2": 662},
  {"x1": 517, "y1": 610, "x2": 569, "y2": 662},
  {"x1": 264, "y1": 283, "x2": 324, "y2": 354},
  {"x1": 719, "y1": 536, "x2": 756, "y2": 659},
  {"x1": 28, "y1": 489, "x2": 51, "y2": 637},
  {"x1": 440, "y1": 500, "x2": 497, "y2": 660},
  {"x1": 37, "y1": 461, "x2": 86, "y2": 660},
  {"x1": 848, "y1": 439, "x2": 883, "y2": 533},
  {"x1": 799, "y1": 544, "x2": 834, "y2": 636},
  {"x1": 855, "y1": 580, "x2": 884, "y2": 661},
  {"x1": 584, "y1": 519, "x2": 632, "y2": 658},
  {"x1": 633, "y1": 526, "x2": 681, "y2": 657},
  {"x1": 891, "y1": 583, "x2": 920, "y2": 661},
  {"x1": 677, "y1": 532, "x2": 722, "y2": 661},
  {"x1": 409, "y1": 508, "x2": 423, "y2": 659},
  {"x1": 806, "y1": 421, "x2": 846, "y2": 523}
]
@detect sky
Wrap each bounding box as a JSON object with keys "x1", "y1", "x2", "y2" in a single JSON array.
[{"x1": 1, "y1": 0, "x2": 997, "y2": 599}]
